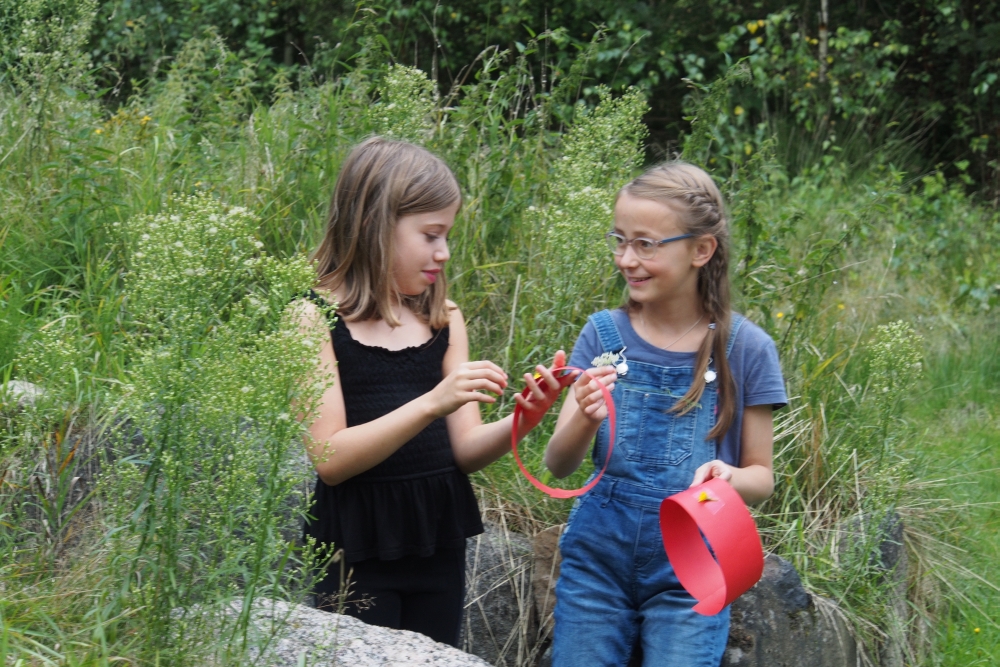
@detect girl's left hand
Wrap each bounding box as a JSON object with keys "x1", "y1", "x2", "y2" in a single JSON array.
[
  {"x1": 513, "y1": 350, "x2": 578, "y2": 438},
  {"x1": 689, "y1": 460, "x2": 735, "y2": 487}
]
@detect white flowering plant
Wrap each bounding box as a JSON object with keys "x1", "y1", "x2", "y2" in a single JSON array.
[{"x1": 104, "y1": 194, "x2": 333, "y2": 662}]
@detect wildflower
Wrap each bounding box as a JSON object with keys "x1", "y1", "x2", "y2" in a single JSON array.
[
  {"x1": 974, "y1": 628, "x2": 981, "y2": 633},
  {"x1": 140, "y1": 115, "x2": 152, "y2": 125},
  {"x1": 94, "y1": 128, "x2": 103, "y2": 134},
  {"x1": 241, "y1": 386, "x2": 251, "y2": 393},
  {"x1": 747, "y1": 22, "x2": 758, "y2": 34},
  {"x1": 592, "y1": 351, "x2": 621, "y2": 368},
  {"x1": 776, "y1": 312, "x2": 784, "y2": 319},
  {"x1": 254, "y1": 241, "x2": 264, "y2": 249},
  {"x1": 838, "y1": 303, "x2": 845, "y2": 310},
  {"x1": 734, "y1": 105, "x2": 745, "y2": 116}
]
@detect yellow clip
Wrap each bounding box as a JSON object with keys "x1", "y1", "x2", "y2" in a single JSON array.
[{"x1": 697, "y1": 491, "x2": 716, "y2": 503}]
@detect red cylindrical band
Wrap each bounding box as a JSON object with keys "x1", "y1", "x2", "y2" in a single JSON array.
[{"x1": 659, "y1": 477, "x2": 764, "y2": 615}]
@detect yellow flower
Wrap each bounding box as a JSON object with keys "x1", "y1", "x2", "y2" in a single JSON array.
[
  {"x1": 777, "y1": 312, "x2": 784, "y2": 319},
  {"x1": 755, "y1": 37, "x2": 763, "y2": 45},
  {"x1": 125, "y1": 19, "x2": 135, "y2": 28},
  {"x1": 744, "y1": 143, "x2": 753, "y2": 155},
  {"x1": 734, "y1": 105, "x2": 745, "y2": 116},
  {"x1": 757, "y1": 19, "x2": 765, "y2": 27},
  {"x1": 450, "y1": 11, "x2": 457, "y2": 19},
  {"x1": 747, "y1": 22, "x2": 758, "y2": 34},
  {"x1": 974, "y1": 628, "x2": 981, "y2": 633},
  {"x1": 838, "y1": 303, "x2": 845, "y2": 310},
  {"x1": 94, "y1": 128, "x2": 103, "y2": 134},
  {"x1": 826, "y1": 56, "x2": 834, "y2": 63},
  {"x1": 140, "y1": 115, "x2": 152, "y2": 125}
]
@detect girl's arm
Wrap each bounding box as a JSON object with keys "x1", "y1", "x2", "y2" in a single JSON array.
[
  {"x1": 689, "y1": 404, "x2": 775, "y2": 505},
  {"x1": 445, "y1": 304, "x2": 573, "y2": 474},
  {"x1": 297, "y1": 300, "x2": 508, "y2": 486},
  {"x1": 543, "y1": 369, "x2": 618, "y2": 479}
]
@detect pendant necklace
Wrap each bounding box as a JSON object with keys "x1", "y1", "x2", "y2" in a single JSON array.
[
  {"x1": 640, "y1": 312, "x2": 703, "y2": 351},
  {"x1": 640, "y1": 312, "x2": 717, "y2": 384}
]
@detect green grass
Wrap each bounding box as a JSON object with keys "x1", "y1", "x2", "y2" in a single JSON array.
[{"x1": 909, "y1": 326, "x2": 1000, "y2": 665}]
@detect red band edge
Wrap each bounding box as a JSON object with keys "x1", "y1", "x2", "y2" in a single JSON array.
[{"x1": 510, "y1": 366, "x2": 616, "y2": 499}]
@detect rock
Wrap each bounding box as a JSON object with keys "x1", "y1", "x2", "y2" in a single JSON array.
[
  {"x1": 531, "y1": 524, "x2": 563, "y2": 639},
  {"x1": 238, "y1": 598, "x2": 492, "y2": 666},
  {"x1": 0, "y1": 380, "x2": 45, "y2": 409},
  {"x1": 834, "y1": 512, "x2": 908, "y2": 667},
  {"x1": 462, "y1": 522, "x2": 541, "y2": 666},
  {"x1": 722, "y1": 554, "x2": 857, "y2": 667}
]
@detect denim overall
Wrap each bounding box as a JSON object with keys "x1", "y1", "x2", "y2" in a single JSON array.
[{"x1": 552, "y1": 310, "x2": 745, "y2": 667}]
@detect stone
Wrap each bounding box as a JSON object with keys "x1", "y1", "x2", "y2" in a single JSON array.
[
  {"x1": 0, "y1": 380, "x2": 45, "y2": 409},
  {"x1": 531, "y1": 524, "x2": 563, "y2": 639},
  {"x1": 461, "y1": 521, "x2": 542, "y2": 666},
  {"x1": 834, "y1": 512, "x2": 908, "y2": 667},
  {"x1": 722, "y1": 554, "x2": 857, "y2": 667},
  {"x1": 237, "y1": 598, "x2": 492, "y2": 666}
]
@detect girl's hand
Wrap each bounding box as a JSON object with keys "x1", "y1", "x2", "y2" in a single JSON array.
[
  {"x1": 571, "y1": 365, "x2": 617, "y2": 422},
  {"x1": 689, "y1": 460, "x2": 735, "y2": 487},
  {"x1": 429, "y1": 360, "x2": 508, "y2": 418},
  {"x1": 512, "y1": 350, "x2": 578, "y2": 437}
]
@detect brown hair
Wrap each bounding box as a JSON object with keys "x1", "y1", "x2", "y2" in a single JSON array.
[
  {"x1": 621, "y1": 161, "x2": 735, "y2": 440},
  {"x1": 311, "y1": 137, "x2": 461, "y2": 329}
]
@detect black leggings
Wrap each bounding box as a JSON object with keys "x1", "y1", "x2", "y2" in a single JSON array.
[{"x1": 313, "y1": 547, "x2": 466, "y2": 647}]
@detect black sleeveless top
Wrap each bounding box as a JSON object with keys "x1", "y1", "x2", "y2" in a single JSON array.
[{"x1": 304, "y1": 300, "x2": 484, "y2": 563}]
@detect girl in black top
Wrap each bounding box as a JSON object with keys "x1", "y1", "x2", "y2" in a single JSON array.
[{"x1": 295, "y1": 137, "x2": 573, "y2": 646}]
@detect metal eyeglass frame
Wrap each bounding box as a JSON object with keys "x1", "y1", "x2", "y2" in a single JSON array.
[{"x1": 604, "y1": 231, "x2": 695, "y2": 260}]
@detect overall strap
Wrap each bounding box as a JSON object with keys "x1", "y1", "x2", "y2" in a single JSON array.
[
  {"x1": 726, "y1": 313, "x2": 745, "y2": 358},
  {"x1": 588, "y1": 309, "x2": 626, "y2": 353}
]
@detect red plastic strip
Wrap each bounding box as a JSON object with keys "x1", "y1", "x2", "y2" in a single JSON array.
[
  {"x1": 510, "y1": 366, "x2": 616, "y2": 499},
  {"x1": 659, "y1": 477, "x2": 764, "y2": 615}
]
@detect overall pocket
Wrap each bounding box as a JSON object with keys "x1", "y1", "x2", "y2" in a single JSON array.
[{"x1": 617, "y1": 387, "x2": 711, "y2": 466}]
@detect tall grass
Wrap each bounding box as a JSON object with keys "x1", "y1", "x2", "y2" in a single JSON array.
[{"x1": 0, "y1": 8, "x2": 997, "y2": 665}]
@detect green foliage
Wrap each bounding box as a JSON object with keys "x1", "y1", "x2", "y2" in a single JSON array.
[
  {"x1": 0, "y1": 18, "x2": 998, "y2": 664},
  {"x1": 102, "y1": 196, "x2": 327, "y2": 662}
]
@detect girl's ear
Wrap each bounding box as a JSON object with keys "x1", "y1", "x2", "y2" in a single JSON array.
[{"x1": 691, "y1": 235, "x2": 718, "y2": 268}]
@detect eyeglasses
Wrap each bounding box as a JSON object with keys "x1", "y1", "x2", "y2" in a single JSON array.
[{"x1": 604, "y1": 231, "x2": 694, "y2": 260}]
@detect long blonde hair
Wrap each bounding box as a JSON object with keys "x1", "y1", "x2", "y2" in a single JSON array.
[
  {"x1": 621, "y1": 161, "x2": 735, "y2": 440},
  {"x1": 311, "y1": 137, "x2": 461, "y2": 329}
]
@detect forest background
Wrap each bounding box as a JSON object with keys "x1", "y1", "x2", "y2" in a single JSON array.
[{"x1": 0, "y1": 0, "x2": 998, "y2": 665}]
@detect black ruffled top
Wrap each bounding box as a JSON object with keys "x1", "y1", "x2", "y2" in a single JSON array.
[{"x1": 303, "y1": 298, "x2": 483, "y2": 563}]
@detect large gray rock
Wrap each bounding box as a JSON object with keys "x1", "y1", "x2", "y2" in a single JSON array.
[
  {"x1": 462, "y1": 522, "x2": 543, "y2": 666},
  {"x1": 722, "y1": 554, "x2": 858, "y2": 667},
  {"x1": 834, "y1": 512, "x2": 908, "y2": 667},
  {"x1": 242, "y1": 598, "x2": 492, "y2": 666}
]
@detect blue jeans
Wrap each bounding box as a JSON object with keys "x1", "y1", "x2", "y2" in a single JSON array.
[
  {"x1": 553, "y1": 480, "x2": 730, "y2": 667},
  {"x1": 551, "y1": 310, "x2": 741, "y2": 666}
]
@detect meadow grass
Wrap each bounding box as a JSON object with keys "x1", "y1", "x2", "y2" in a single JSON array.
[
  {"x1": 0, "y1": 19, "x2": 998, "y2": 664},
  {"x1": 909, "y1": 324, "x2": 1000, "y2": 665}
]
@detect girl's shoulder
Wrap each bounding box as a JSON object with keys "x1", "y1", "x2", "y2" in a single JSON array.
[
  {"x1": 294, "y1": 289, "x2": 338, "y2": 329},
  {"x1": 730, "y1": 314, "x2": 779, "y2": 354}
]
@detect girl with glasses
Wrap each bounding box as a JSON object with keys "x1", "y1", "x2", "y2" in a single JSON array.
[
  {"x1": 294, "y1": 137, "x2": 569, "y2": 646},
  {"x1": 544, "y1": 161, "x2": 788, "y2": 666}
]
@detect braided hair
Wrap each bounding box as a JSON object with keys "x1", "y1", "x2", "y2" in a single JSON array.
[{"x1": 621, "y1": 161, "x2": 735, "y2": 440}]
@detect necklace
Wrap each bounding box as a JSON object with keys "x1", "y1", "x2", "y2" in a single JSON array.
[{"x1": 640, "y1": 312, "x2": 703, "y2": 351}]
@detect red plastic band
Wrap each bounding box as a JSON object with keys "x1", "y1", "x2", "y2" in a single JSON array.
[
  {"x1": 510, "y1": 366, "x2": 616, "y2": 499},
  {"x1": 659, "y1": 477, "x2": 764, "y2": 615}
]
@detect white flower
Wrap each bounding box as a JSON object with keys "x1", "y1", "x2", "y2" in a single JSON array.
[
  {"x1": 207, "y1": 226, "x2": 218, "y2": 235},
  {"x1": 592, "y1": 351, "x2": 620, "y2": 367}
]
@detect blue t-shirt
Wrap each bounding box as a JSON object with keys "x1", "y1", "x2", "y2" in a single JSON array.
[{"x1": 568, "y1": 309, "x2": 788, "y2": 468}]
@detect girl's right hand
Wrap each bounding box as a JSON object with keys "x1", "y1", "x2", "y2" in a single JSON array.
[
  {"x1": 572, "y1": 366, "x2": 617, "y2": 422},
  {"x1": 428, "y1": 360, "x2": 509, "y2": 417}
]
